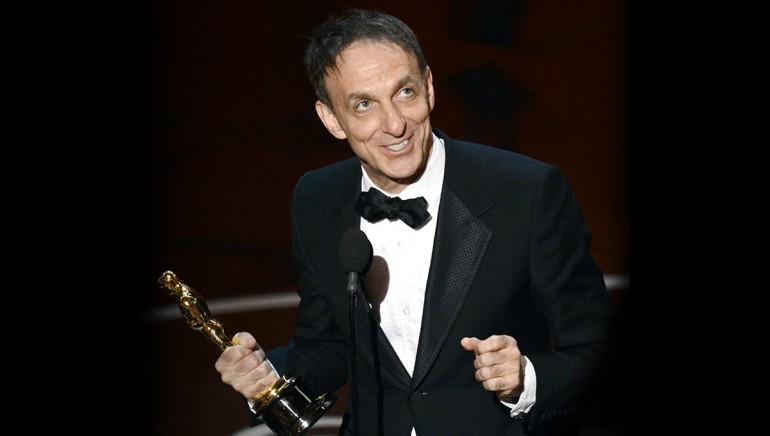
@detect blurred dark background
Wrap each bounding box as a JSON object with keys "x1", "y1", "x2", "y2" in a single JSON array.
[{"x1": 137, "y1": 0, "x2": 629, "y2": 434}]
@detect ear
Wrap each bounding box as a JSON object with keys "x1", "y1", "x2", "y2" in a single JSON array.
[
  {"x1": 425, "y1": 67, "x2": 435, "y2": 111},
  {"x1": 315, "y1": 101, "x2": 347, "y2": 140}
]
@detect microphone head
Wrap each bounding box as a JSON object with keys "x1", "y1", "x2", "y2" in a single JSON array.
[{"x1": 339, "y1": 228, "x2": 373, "y2": 274}]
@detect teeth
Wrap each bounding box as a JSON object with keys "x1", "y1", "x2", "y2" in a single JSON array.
[{"x1": 386, "y1": 140, "x2": 408, "y2": 151}]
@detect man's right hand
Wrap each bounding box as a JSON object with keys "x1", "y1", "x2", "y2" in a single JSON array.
[{"x1": 215, "y1": 332, "x2": 280, "y2": 400}]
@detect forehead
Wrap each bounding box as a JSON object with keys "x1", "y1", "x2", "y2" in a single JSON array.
[
  {"x1": 337, "y1": 39, "x2": 414, "y2": 66},
  {"x1": 325, "y1": 41, "x2": 420, "y2": 95}
]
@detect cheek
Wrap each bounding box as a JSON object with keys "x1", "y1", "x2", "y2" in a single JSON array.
[
  {"x1": 404, "y1": 101, "x2": 432, "y2": 122},
  {"x1": 348, "y1": 140, "x2": 368, "y2": 158},
  {"x1": 344, "y1": 119, "x2": 380, "y2": 144},
  {"x1": 346, "y1": 134, "x2": 379, "y2": 164}
]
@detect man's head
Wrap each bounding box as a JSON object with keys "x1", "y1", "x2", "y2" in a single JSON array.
[
  {"x1": 305, "y1": 9, "x2": 435, "y2": 193},
  {"x1": 305, "y1": 9, "x2": 428, "y2": 108}
]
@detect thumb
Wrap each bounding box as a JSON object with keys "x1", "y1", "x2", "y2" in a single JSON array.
[
  {"x1": 231, "y1": 332, "x2": 257, "y2": 349},
  {"x1": 460, "y1": 337, "x2": 480, "y2": 352}
]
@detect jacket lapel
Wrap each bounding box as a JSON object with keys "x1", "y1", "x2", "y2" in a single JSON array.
[{"x1": 411, "y1": 133, "x2": 494, "y2": 387}]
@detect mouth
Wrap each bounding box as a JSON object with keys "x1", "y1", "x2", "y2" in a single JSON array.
[{"x1": 385, "y1": 138, "x2": 409, "y2": 152}]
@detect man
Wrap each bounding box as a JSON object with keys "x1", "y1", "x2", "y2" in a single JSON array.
[{"x1": 215, "y1": 8, "x2": 616, "y2": 435}]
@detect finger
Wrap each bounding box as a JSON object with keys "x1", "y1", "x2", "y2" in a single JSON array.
[
  {"x1": 481, "y1": 376, "x2": 504, "y2": 391},
  {"x1": 475, "y1": 360, "x2": 518, "y2": 380},
  {"x1": 250, "y1": 360, "x2": 275, "y2": 382},
  {"x1": 476, "y1": 349, "x2": 508, "y2": 367},
  {"x1": 480, "y1": 375, "x2": 517, "y2": 397},
  {"x1": 474, "y1": 335, "x2": 513, "y2": 354},
  {"x1": 243, "y1": 362, "x2": 280, "y2": 395},
  {"x1": 216, "y1": 343, "x2": 251, "y2": 369}
]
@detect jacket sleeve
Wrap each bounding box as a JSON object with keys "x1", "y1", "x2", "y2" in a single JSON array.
[
  {"x1": 523, "y1": 164, "x2": 619, "y2": 431},
  {"x1": 280, "y1": 172, "x2": 351, "y2": 395}
]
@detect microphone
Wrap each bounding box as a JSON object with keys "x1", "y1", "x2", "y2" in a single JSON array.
[
  {"x1": 339, "y1": 228, "x2": 373, "y2": 293},
  {"x1": 338, "y1": 228, "x2": 372, "y2": 436}
]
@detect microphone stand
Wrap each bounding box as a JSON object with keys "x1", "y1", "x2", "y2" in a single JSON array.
[
  {"x1": 340, "y1": 228, "x2": 371, "y2": 436},
  {"x1": 347, "y1": 271, "x2": 360, "y2": 436}
]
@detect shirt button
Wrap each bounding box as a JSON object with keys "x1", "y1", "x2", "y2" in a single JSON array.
[{"x1": 403, "y1": 307, "x2": 409, "y2": 315}]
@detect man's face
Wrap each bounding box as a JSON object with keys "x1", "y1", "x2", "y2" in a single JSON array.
[{"x1": 315, "y1": 40, "x2": 435, "y2": 194}]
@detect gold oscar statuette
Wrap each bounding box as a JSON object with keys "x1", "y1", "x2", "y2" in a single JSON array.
[{"x1": 158, "y1": 270, "x2": 336, "y2": 436}]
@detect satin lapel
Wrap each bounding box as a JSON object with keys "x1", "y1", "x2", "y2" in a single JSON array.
[{"x1": 411, "y1": 161, "x2": 494, "y2": 388}]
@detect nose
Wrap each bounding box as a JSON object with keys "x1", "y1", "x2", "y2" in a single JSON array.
[{"x1": 380, "y1": 102, "x2": 406, "y2": 137}]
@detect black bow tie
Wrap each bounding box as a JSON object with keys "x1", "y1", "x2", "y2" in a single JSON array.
[{"x1": 355, "y1": 187, "x2": 431, "y2": 229}]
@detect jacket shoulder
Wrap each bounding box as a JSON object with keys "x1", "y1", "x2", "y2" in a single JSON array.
[
  {"x1": 436, "y1": 129, "x2": 558, "y2": 185},
  {"x1": 295, "y1": 156, "x2": 360, "y2": 196}
]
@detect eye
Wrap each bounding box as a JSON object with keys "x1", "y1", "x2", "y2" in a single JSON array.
[
  {"x1": 355, "y1": 100, "x2": 371, "y2": 111},
  {"x1": 401, "y1": 88, "x2": 414, "y2": 96}
]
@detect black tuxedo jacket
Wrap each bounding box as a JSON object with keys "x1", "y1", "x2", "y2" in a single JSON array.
[{"x1": 264, "y1": 129, "x2": 616, "y2": 435}]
